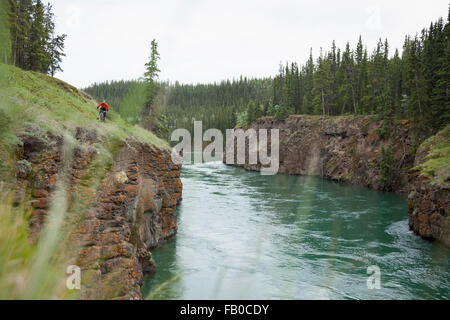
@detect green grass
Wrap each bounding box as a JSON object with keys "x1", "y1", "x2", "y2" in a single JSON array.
[
  {"x1": 0, "y1": 189, "x2": 79, "y2": 300},
  {"x1": 0, "y1": 63, "x2": 167, "y2": 151},
  {"x1": 118, "y1": 81, "x2": 148, "y2": 124},
  {"x1": 415, "y1": 125, "x2": 450, "y2": 188},
  {"x1": 0, "y1": 134, "x2": 83, "y2": 299},
  {"x1": 0, "y1": 63, "x2": 169, "y2": 182}
]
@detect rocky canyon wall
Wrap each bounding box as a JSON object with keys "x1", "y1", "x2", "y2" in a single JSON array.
[
  {"x1": 408, "y1": 127, "x2": 449, "y2": 247},
  {"x1": 226, "y1": 116, "x2": 449, "y2": 246},
  {"x1": 229, "y1": 115, "x2": 415, "y2": 192},
  {"x1": 14, "y1": 127, "x2": 182, "y2": 299}
]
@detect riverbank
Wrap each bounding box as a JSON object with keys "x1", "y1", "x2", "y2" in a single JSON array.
[{"x1": 225, "y1": 115, "x2": 449, "y2": 246}]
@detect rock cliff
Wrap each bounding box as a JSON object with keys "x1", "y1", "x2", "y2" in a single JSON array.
[
  {"x1": 1, "y1": 64, "x2": 183, "y2": 299},
  {"x1": 14, "y1": 128, "x2": 182, "y2": 299},
  {"x1": 408, "y1": 126, "x2": 449, "y2": 246},
  {"x1": 229, "y1": 115, "x2": 415, "y2": 192}
]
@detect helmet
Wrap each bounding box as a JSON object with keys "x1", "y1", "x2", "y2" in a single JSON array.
[{"x1": 103, "y1": 100, "x2": 106, "y2": 103}]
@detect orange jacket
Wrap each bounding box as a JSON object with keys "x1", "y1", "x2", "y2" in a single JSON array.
[{"x1": 97, "y1": 102, "x2": 110, "y2": 110}]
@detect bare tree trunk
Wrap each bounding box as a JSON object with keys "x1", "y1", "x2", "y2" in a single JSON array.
[{"x1": 345, "y1": 64, "x2": 358, "y2": 114}]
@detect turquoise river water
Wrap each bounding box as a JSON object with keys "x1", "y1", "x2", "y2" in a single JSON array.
[{"x1": 143, "y1": 162, "x2": 450, "y2": 300}]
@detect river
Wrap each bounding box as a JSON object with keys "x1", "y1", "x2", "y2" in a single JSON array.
[{"x1": 143, "y1": 162, "x2": 450, "y2": 300}]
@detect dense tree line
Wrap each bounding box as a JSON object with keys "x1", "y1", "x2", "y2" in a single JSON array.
[
  {"x1": 156, "y1": 77, "x2": 272, "y2": 139},
  {"x1": 6, "y1": 0, "x2": 66, "y2": 75},
  {"x1": 166, "y1": 77, "x2": 272, "y2": 110},
  {"x1": 85, "y1": 77, "x2": 273, "y2": 139},
  {"x1": 266, "y1": 12, "x2": 449, "y2": 137},
  {"x1": 83, "y1": 80, "x2": 141, "y2": 113}
]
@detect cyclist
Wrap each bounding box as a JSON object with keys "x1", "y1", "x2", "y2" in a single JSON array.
[{"x1": 97, "y1": 100, "x2": 110, "y2": 122}]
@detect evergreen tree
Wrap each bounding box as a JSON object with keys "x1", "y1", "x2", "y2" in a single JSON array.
[
  {"x1": 388, "y1": 49, "x2": 404, "y2": 118},
  {"x1": 403, "y1": 35, "x2": 428, "y2": 134},
  {"x1": 1, "y1": 0, "x2": 11, "y2": 63},
  {"x1": 44, "y1": 3, "x2": 66, "y2": 76},
  {"x1": 312, "y1": 51, "x2": 332, "y2": 115},
  {"x1": 273, "y1": 63, "x2": 284, "y2": 107},
  {"x1": 302, "y1": 49, "x2": 315, "y2": 114},
  {"x1": 246, "y1": 100, "x2": 257, "y2": 125},
  {"x1": 423, "y1": 17, "x2": 449, "y2": 131},
  {"x1": 28, "y1": 0, "x2": 46, "y2": 72},
  {"x1": 144, "y1": 39, "x2": 161, "y2": 112},
  {"x1": 355, "y1": 36, "x2": 365, "y2": 112},
  {"x1": 329, "y1": 41, "x2": 338, "y2": 115},
  {"x1": 14, "y1": 0, "x2": 33, "y2": 69},
  {"x1": 341, "y1": 42, "x2": 357, "y2": 114}
]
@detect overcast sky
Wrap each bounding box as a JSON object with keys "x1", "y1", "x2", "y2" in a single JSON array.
[{"x1": 53, "y1": 0, "x2": 449, "y2": 88}]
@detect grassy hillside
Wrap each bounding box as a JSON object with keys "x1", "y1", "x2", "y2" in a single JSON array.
[
  {"x1": 414, "y1": 125, "x2": 450, "y2": 188},
  {"x1": 0, "y1": 63, "x2": 167, "y2": 178},
  {"x1": 0, "y1": 63, "x2": 168, "y2": 299}
]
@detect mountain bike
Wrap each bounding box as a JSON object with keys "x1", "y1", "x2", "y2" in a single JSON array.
[{"x1": 98, "y1": 109, "x2": 107, "y2": 122}]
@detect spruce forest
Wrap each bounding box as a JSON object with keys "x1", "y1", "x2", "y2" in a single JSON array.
[
  {"x1": 4, "y1": 1, "x2": 448, "y2": 145},
  {"x1": 85, "y1": 10, "x2": 449, "y2": 146}
]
